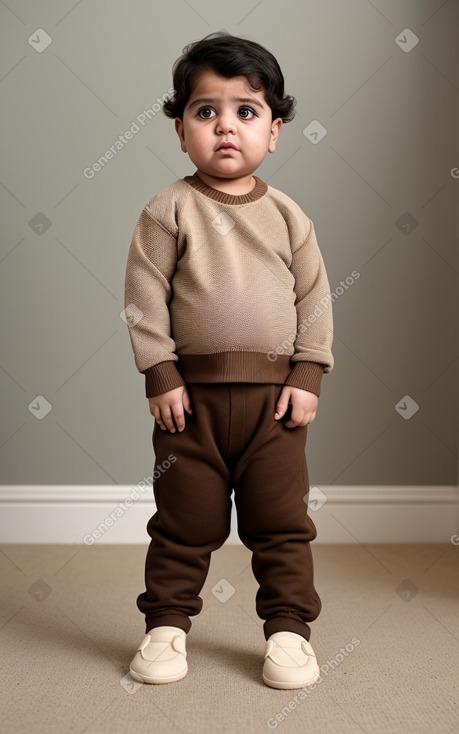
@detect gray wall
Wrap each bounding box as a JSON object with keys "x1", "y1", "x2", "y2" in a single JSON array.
[{"x1": 1, "y1": 0, "x2": 458, "y2": 487}]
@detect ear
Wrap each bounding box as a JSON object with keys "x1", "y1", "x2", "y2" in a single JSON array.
[
  {"x1": 268, "y1": 117, "x2": 283, "y2": 153},
  {"x1": 175, "y1": 117, "x2": 187, "y2": 153}
]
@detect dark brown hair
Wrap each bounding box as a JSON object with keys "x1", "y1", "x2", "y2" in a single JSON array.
[{"x1": 163, "y1": 31, "x2": 296, "y2": 123}]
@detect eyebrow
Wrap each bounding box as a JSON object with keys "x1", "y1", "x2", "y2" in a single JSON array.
[{"x1": 187, "y1": 97, "x2": 265, "y2": 111}]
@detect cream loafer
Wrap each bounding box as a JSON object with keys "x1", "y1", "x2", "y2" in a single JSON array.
[
  {"x1": 129, "y1": 626, "x2": 187, "y2": 684},
  {"x1": 263, "y1": 631, "x2": 320, "y2": 690}
]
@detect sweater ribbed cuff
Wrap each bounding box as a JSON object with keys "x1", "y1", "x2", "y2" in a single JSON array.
[
  {"x1": 142, "y1": 361, "x2": 185, "y2": 398},
  {"x1": 284, "y1": 361, "x2": 325, "y2": 397}
]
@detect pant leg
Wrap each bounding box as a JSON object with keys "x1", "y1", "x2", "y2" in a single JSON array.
[
  {"x1": 137, "y1": 384, "x2": 233, "y2": 634},
  {"x1": 231, "y1": 384, "x2": 321, "y2": 642}
]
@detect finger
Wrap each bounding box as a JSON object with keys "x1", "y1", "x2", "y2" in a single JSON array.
[
  {"x1": 182, "y1": 389, "x2": 193, "y2": 415},
  {"x1": 154, "y1": 413, "x2": 167, "y2": 431},
  {"x1": 290, "y1": 406, "x2": 305, "y2": 426},
  {"x1": 284, "y1": 418, "x2": 300, "y2": 428},
  {"x1": 274, "y1": 400, "x2": 288, "y2": 419},
  {"x1": 171, "y1": 405, "x2": 186, "y2": 432},
  {"x1": 161, "y1": 407, "x2": 177, "y2": 433},
  {"x1": 285, "y1": 408, "x2": 309, "y2": 428},
  {"x1": 285, "y1": 413, "x2": 313, "y2": 428}
]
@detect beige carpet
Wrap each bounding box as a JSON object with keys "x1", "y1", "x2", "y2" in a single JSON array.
[{"x1": 0, "y1": 543, "x2": 458, "y2": 734}]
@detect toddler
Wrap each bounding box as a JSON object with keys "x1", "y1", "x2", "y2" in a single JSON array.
[{"x1": 124, "y1": 31, "x2": 334, "y2": 689}]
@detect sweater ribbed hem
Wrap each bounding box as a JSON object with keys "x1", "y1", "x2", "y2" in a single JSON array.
[
  {"x1": 178, "y1": 352, "x2": 292, "y2": 385},
  {"x1": 183, "y1": 171, "x2": 268, "y2": 205},
  {"x1": 143, "y1": 353, "x2": 325, "y2": 398}
]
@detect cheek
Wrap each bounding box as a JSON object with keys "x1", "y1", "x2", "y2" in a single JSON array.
[
  {"x1": 247, "y1": 127, "x2": 270, "y2": 147},
  {"x1": 188, "y1": 130, "x2": 209, "y2": 154},
  {"x1": 247, "y1": 137, "x2": 266, "y2": 156}
]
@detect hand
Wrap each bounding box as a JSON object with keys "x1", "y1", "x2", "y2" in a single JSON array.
[
  {"x1": 148, "y1": 386, "x2": 193, "y2": 432},
  {"x1": 274, "y1": 385, "x2": 318, "y2": 428}
]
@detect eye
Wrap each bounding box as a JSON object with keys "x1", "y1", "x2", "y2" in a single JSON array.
[
  {"x1": 238, "y1": 107, "x2": 256, "y2": 119},
  {"x1": 197, "y1": 107, "x2": 215, "y2": 119}
]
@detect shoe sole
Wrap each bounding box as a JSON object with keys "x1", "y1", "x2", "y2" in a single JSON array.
[
  {"x1": 263, "y1": 670, "x2": 320, "y2": 690},
  {"x1": 129, "y1": 667, "x2": 187, "y2": 685}
]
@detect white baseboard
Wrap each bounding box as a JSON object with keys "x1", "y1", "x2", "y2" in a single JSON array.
[{"x1": 0, "y1": 486, "x2": 458, "y2": 544}]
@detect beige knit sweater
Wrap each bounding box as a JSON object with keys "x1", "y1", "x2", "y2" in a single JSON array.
[{"x1": 124, "y1": 171, "x2": 334, "y2": 398}]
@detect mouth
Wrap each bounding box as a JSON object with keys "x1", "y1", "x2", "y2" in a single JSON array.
[{"x1": 217, "y1": 142, "x2": 239, "y2": 152}]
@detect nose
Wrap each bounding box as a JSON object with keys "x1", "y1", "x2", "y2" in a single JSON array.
[{"x1": 217, "y1": 112, "x2": 236, "y2": 134}]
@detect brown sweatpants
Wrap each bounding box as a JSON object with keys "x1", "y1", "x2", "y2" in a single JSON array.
[{"x1": 137, "y1": 382, "x2": 321, "y2": 642}]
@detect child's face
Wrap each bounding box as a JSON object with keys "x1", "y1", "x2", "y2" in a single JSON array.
[{"x1": 175, "y1": 69, "x2": 282, "y2": 182}]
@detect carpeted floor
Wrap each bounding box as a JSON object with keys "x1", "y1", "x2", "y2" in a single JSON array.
[{"x1": 0, "y1": 542, "x2": 458, "y2": 734}]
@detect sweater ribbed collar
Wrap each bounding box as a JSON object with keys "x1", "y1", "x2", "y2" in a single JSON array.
[{"x1": 183, "y1": 170, "x2": 268, "y2": 205}]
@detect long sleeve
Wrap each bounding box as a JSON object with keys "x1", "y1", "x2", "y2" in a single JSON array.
[
  {"x1": 284, "y1": 218, "x2": 334, "y2": 397},
  {"x1": 124, "y1": 206, "x2": 185, "y2": 398}
]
